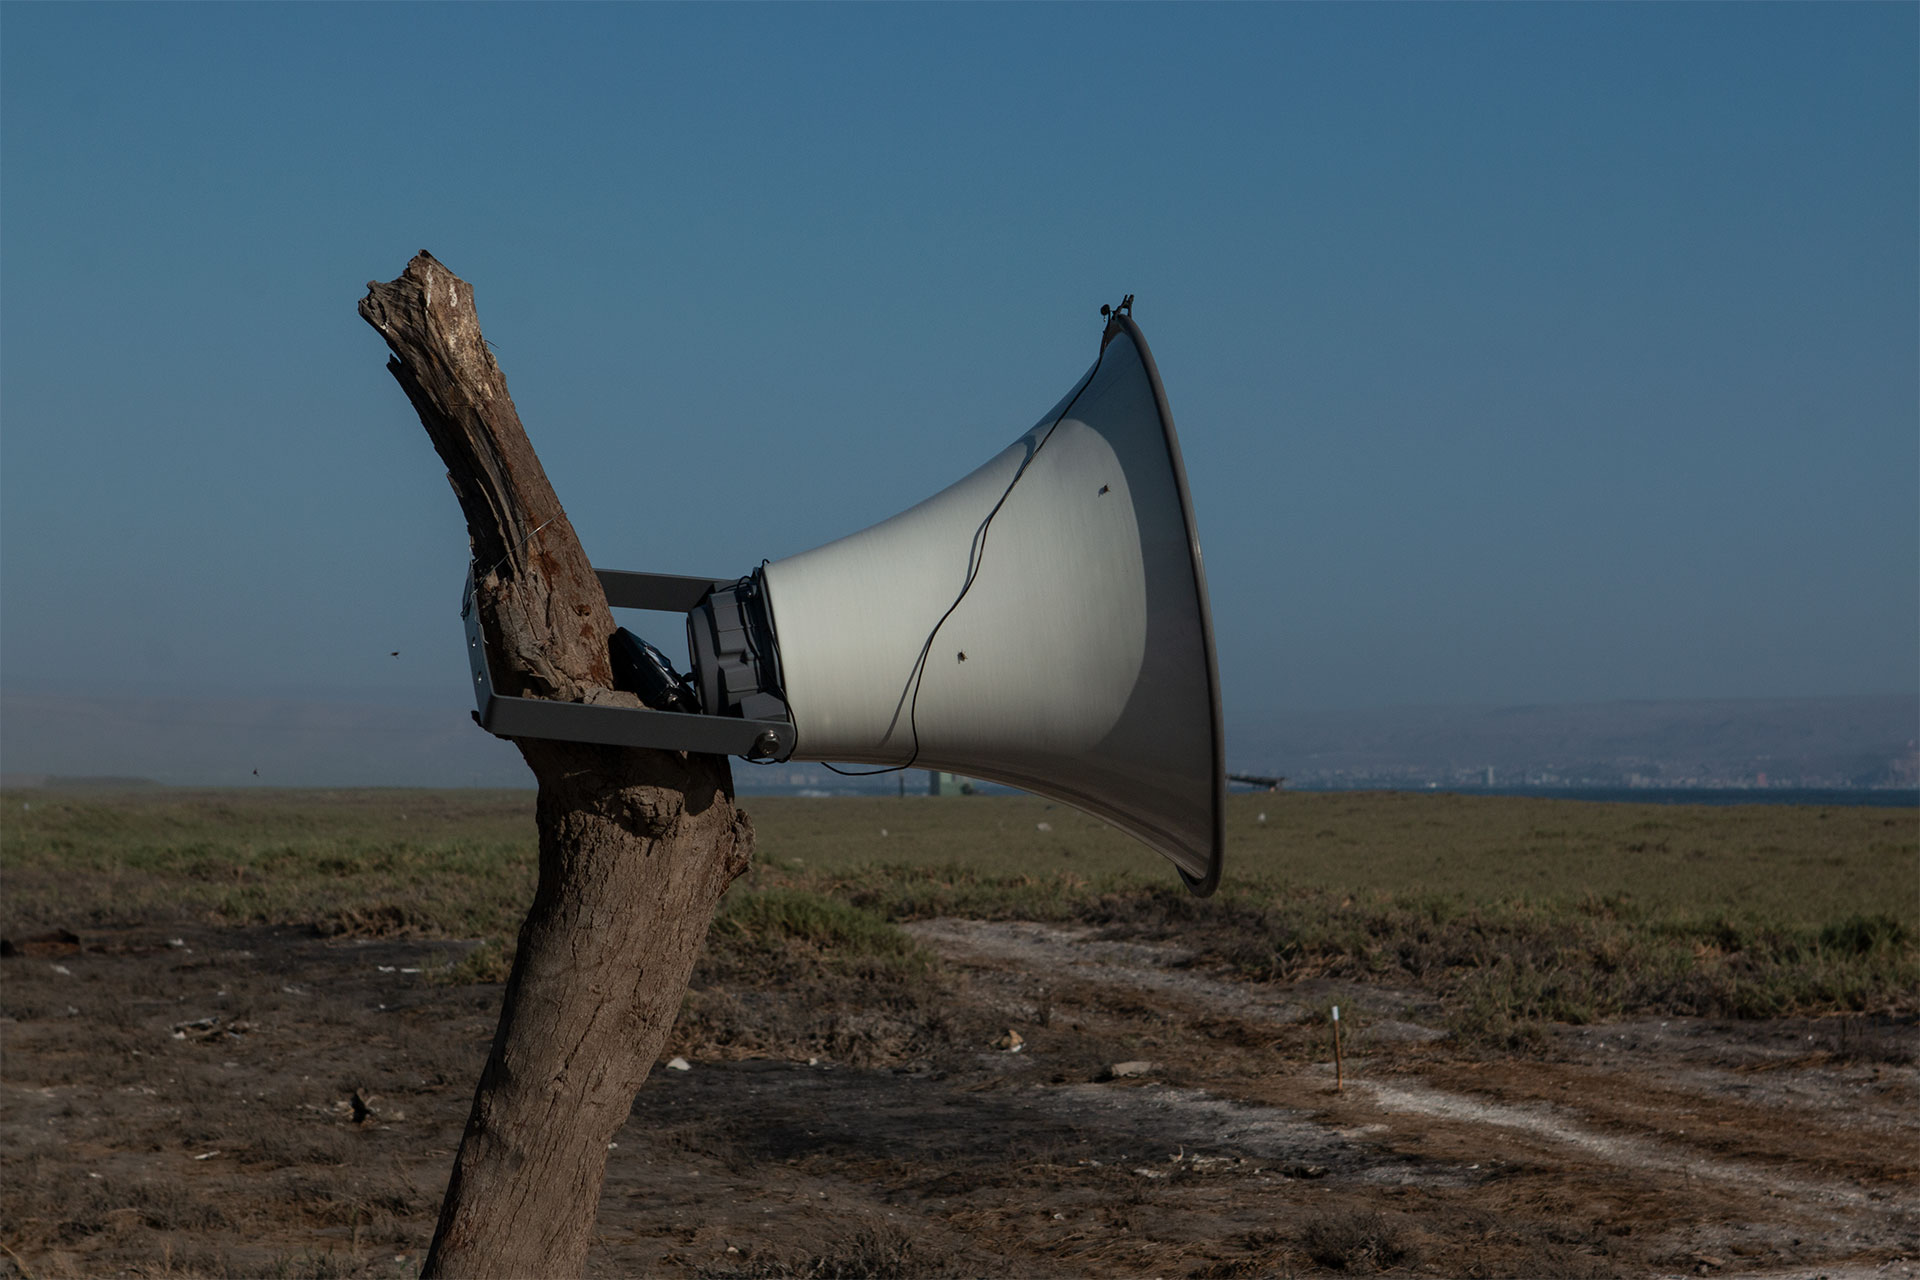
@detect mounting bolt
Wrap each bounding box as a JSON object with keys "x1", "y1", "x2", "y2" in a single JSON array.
[{"x1": 748, "y1": 730, "x2": 781, "y2": 760}]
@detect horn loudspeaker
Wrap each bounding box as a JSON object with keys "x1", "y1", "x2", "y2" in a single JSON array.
[{"x1": 753, "y1": 315, "x2": 1224, "y2": 893}]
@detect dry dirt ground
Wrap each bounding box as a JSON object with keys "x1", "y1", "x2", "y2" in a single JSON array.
[{"x1": 2, "y1": 918, "x2": 1914, "y2": 1279}]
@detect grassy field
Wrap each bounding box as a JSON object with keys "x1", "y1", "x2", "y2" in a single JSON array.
[
  {"x1": 4, "y1": 785, "x2": 1914, "y2": 1044},
  {"x1": 7, "y1": 782, "x2": 1912, "y2": 1280},
  {"x1": 750, "y1": 790, "x2": 1917, "y2": 925},
  {"x1": 7, "y1": 787, "x2": 1911, "y2": 926},
  {"x1": 2, "y1": 788, "x2": 538, "y2": 939},
  {"x1": 3, "y1": 786, "x2": 1916, "y2": 1278}
]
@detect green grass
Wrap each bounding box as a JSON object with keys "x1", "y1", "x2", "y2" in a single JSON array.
[
  {"x1": 0, "y1": 788, "x2": 537, "y2": 938},
  {"x1": 712, "y1": 886, "x2": 930, "y2": 978},
  {"x1": 674, "y1": 885, "x2": 944, "y2": 1067},
  {"x1": 4, "y1": 786, "x2": 1913, "y2": 1044},
  {"x1": 748, "y1": 791, "x2": 1919, "y2": 929},
  {"x1": 8, "y1": 788, "x2": 1909, "y2": 933}
]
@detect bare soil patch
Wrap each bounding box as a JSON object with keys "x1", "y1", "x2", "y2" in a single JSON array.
[{"x1": 3, "y1": 916, "x2": 1915, "y2": 1278}]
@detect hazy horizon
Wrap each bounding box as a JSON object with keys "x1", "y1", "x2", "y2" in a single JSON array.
[{"x1": 5, "y1": 689, "x2": 1911, "y2": 793}]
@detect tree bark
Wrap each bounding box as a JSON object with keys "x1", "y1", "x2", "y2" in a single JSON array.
[{"x1": 358, "y1": 252, "x2": 753, "y2": 1278}]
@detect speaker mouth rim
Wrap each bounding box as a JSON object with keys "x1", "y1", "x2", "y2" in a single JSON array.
[{"x1": 1107, "y1": 313, "x2": 1226, "y2": 898}]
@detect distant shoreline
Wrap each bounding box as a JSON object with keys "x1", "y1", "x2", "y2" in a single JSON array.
[
  {"x1": 4, "y1": 777, "x2": 1914, "y2": 810},
  {"x1": 1285, "y1": 784, "x2": 1920, "y2": 808}
]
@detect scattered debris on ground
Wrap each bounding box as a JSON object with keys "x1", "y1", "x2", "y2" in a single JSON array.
[{"x1": 2, "y1": 918, "x2": 1914, "y2": 1277}]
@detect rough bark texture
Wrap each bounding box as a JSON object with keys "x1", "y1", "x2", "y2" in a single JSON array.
[{"x1": 359, "y1": 252, "x2": 753, "y2": 1278}]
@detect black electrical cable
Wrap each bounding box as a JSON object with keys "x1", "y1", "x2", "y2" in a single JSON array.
[{"x1": 813, "y1": 333, "x2": 1112, "y2": 778}]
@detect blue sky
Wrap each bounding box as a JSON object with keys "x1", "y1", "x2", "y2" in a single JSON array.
[{"x1": 4, "y1": 3, "x2": 1915, "y2": 767}]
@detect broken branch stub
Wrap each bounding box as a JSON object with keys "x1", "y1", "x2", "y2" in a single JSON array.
[{"x1": 358, "y1": 251, "x2": 609, "y2": 702}]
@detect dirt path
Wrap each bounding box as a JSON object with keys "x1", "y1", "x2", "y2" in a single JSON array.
[{"x1": 882, "y1": 918, "x2": 1920, "y2": 1277}]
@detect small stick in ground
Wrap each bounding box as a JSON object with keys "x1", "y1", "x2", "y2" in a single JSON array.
[
  {"x1": 0, "y1": 1239, "x2": 36, "y2": 1280},
  {"x1": 1332, "y1": 1004, "x2": 1344, "y2": 1092}
]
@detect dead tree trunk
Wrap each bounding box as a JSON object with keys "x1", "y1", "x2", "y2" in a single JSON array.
[{"x1": 358, "y1": 252, "x2": 753, "y2": 1278}]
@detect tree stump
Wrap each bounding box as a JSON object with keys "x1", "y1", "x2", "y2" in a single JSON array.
[{"x1": 359, "y1": 252, "x2": 753, "y2": 1278}]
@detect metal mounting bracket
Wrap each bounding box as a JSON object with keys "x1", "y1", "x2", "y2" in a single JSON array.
[{"x1": 462, "y1": 567, "x2": 798, "y2": 759}]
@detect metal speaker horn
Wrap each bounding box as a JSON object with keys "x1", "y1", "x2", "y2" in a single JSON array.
[{"x1": 462, "y1": 308, "x2": 1224, "y2": 894}]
